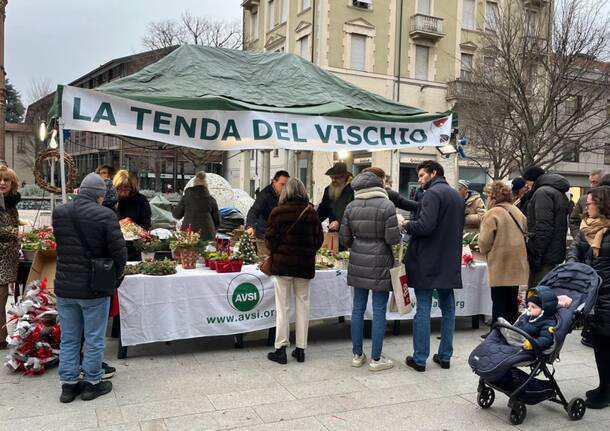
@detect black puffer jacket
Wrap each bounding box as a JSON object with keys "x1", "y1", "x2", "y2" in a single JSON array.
[
  {"x1": 526, "y1": 173, "x2": 570, "y2": 268},
  {"x1": 246, "y1": 184, "x2": 278, "y2": 240},
  {"x1": 567, "y1": 230, "x2": 610, "y2": 337},
  {"x1": 118, "y1": 192, "x2": 152, "y2": 230},
  {"x1": 53, "y1": 196, "x2": 127, "y2": 299}
]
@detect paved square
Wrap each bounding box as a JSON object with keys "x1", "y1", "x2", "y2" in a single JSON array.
[{"x1": 1, "y1": 319, "x2": 608, "y2": 431}]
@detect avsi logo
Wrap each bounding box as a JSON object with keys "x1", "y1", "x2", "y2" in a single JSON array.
[
  {"x1": 227, "y1": 274, "x2": 264, "y2": 312},
  {"x1": 232, "y1": 283, "x2": 260, "y2": 312}
]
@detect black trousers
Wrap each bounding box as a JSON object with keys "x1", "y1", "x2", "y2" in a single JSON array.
[
  {"x1": 491, "y1": 286, "x2": 520, "y2": 325},
  {"x1": 593, "y1": 334, "x2": 610, "y2": 387}
]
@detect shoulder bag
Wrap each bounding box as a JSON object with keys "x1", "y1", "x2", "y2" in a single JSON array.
[
  {"x1": 500, "y1": 205, "x2": 528, "y2": 244},
  {"x1": 259, "y1": 205, "x2": 310, "y2": 276},
  {"x1": 69, "y1": 204, "x2": 117, "y2": 296}
]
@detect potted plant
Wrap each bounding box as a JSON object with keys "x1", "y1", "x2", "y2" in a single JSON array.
[
  {"x1": 20, "y1": 226, "x2": 56, "y2": 261},
  {"x1": 211, "y1": 252, "x2": 230, "y2": 272},
  {"x1": 229, "y1": 255, "x2": 244, "y2": 272},
  {"x1": 133, "y1": 231, "x2": 161, "y2": 262},
  {"x1": 173, "y1": 226, "x2": 201, "y2": 269}
]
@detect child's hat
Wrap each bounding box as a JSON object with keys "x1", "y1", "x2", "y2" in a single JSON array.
[{"x1": 527, "y1": 294, "x2": 543, "y2": 308}]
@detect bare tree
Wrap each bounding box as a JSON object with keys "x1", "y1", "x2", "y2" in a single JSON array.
[
  {"x1": 142, "y1": 11, "x2": 242, "y2": 51},
  {"x1": 27, "y1": 78, "x2": 54, "y2": 105},
  {"x1": 452, "y1": 0, "x2": 610, "y2": 179}
]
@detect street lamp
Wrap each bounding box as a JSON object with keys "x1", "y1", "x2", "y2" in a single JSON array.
[
  {"x1": 337, "y1": 150, "x2": 350, "y2": 160},
  {"x1": 38, "y1": 122, "x2": 47, "y2": 142},
  {"x1": 436, "y1": 143, "x2": 458, "y2": 158},
  {"x1": 49, "y1": 130, "x2": 58, "y2": 149}
]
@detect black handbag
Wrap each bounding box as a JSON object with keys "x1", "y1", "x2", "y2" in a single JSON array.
[{"x1": 69, "y1": 204, "x2": 117, "y2": 297}]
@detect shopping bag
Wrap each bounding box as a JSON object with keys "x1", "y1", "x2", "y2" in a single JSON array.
[
  {"x1": 389, "y1": 242, "x2": 412, "y2": 315},
  {"x1": 322, "y1": 232, "x2": 339, "y2": 254}
]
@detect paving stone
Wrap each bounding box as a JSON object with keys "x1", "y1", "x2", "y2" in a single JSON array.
[
  {"x1": 282, "y1": 377, "x2": 368, "y2": 399},
  {"x1": 138, "y1": 419, "x2": 168, "y2": 431},
  {"x1": 164, "y1": 407, "x2": 262, "y2": 430},
  {"x1": 120, "y1": 396, "x2": 215, "y2": 423},
  {"x1": 208, "y1": 383, "x2": 295, "y2": 410},
  {"x1": 0, "y1": 410, "x2": 99, "y2": 431},
  {"x1": 253, "y1": 395, "x2": 345, "y2": 423},
  {"x1": 233, "y1": 416, "x2": 327, "y2": 430},
  {"x1": 97, "y1": 406, "x2": 125, "y2": 427}
]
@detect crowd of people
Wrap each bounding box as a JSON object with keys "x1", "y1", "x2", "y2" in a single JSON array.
[{"x1": 0, "y1": 159, "x2": 609, "y2": 409}]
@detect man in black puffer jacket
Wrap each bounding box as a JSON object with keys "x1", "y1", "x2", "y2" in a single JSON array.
[
  {"x1": 53, "y1": 173, "x2": 127, "y2": 404},
  {"x1": 523, "y1": 167, "x2": 570, "y2": 287}
]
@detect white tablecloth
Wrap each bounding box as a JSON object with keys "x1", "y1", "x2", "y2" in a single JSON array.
[{"x1": 119, "y1": 263, "x2": 491, "y2": 346}]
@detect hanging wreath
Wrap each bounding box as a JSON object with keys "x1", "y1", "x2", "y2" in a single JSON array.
[{"x1": 34, "y1": 149, "x2": 77, "y2": 194}]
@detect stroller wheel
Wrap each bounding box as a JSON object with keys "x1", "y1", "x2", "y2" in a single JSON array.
[
  {"x1": 566, "y1": 398, "x2": 586, "y2": 420},
  {"x1": 508, "y1": 402, "x2": 527, "y2": 425},
  {"x1": 477, "y1": 387, "x2": 495, "y2": 409}
]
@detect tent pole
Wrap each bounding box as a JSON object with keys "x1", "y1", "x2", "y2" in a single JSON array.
[{"x1": 58, "y1": 118, "x2": 68, "y2": 204}]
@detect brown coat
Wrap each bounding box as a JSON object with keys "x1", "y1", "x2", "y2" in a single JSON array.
[
  {"x1": 265, "y1": 199, "x2": 324, "y2": 280},
  {"x1": 464, "y1": 192, "x2": 486, "y2": 230},
  {"x1": 478, "y1": 202, "x2": 529, "y2": 287}
]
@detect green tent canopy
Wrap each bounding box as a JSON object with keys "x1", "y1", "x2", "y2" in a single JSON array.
[{"x1": 51, "y1": 45, "x2": 454, "y2": 152}]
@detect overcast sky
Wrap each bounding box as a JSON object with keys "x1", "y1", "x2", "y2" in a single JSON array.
[{"x1": 5, "y1": 0, "x2": 242, "y2": 105}]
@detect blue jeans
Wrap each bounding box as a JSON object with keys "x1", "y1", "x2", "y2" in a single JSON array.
[
  {"x1": 351, "y1": 288, "x2": 389, "y2": 361},
  {"x1": 413, "y1": 289, "x2": 456, "y2": 366},
  {"x1": 57, "y1": 296, "x2": 110, "y2": 384}
]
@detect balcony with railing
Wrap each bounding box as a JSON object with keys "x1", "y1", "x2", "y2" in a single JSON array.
[
  {"x1": 522, "y1": 0, "x2": 549, "y2": 7},
  {"x1": 446, "y1": 80, "x2": 481, "y2": 101},
  {"x1": 409, "y1": 14, "x2": 444, "y2": 41}
]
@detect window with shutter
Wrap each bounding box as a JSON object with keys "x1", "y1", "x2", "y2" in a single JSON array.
[
  {"x1": 485, "y1": 1, "x2": 498, "y2": 31},
  {"x1": 462, "y1": 0, "x2": 475, "y2": 30},
  {"x1": 415, "y1": 45, "x2": 429, "y2": 80},
  {"x1": 299, "y1": 35, "x2": 310, "y2": 60},
  {"x1": 268, "y1": 0, "x2": 275, "y2": 30},
  {"x1": 281, "y1": 0, "x2": 288, "y2": 23},
  {"x1": 460, "y1": 53, "x2": 473, "y2": 81},
  {"x1": 350, "y1": 34, "x2": 366, "y2": 71},
  {"x1": 418, "y1": 0, "x2": 431, "y2": 15}
]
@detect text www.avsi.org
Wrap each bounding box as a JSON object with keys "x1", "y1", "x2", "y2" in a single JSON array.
[{"x1": 206, "y1": 309, "x2": 275, "y2": 324}]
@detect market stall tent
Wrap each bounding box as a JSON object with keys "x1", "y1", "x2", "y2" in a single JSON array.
[{"x1": 49, "y1": 45, "x2": 453, "y2": 201}]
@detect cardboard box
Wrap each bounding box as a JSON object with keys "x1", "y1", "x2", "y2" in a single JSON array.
[{"x1": 27, "y1": 250, "x2": 57, "y2": 293}]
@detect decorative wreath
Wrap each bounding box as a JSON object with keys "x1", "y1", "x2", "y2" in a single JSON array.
[{"x1": 34, "y1": 149, "x2": 77, "y2": 194}]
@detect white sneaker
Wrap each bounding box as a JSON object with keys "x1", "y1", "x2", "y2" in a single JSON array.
[
  {"x1": 368, "y1": 356, "x2": 394, "y2": 372},
  {"x1": 352, "y1": 353, "x2": 367, "y2": 368}
]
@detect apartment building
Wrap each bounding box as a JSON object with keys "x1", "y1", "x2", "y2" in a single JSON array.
[{"x1": 237, "y1": 0, "x2": 606, "y2": 201}]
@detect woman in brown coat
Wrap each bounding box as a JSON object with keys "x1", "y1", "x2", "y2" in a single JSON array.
[
  {"x1": 478, "y1": 181, "x2": 529, "y2": 327},
  {"x1": 265, "y1": 178, "x2": 323, "y2": 364},
  {"x1": 0, "y1": 166, "x2": 20, "y2": 349}
]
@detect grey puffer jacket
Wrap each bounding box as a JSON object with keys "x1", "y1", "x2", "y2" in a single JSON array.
[{"x1": 340, "y1": 172, "x2": 401, "y2": 291}]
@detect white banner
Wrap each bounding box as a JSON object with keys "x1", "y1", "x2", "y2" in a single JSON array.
[
  {"x1": 119, "y1": 264, "x2": 490, "y2": 347},
  {"x1": 61, "y1": 86, "x2": 453, "y2": 152}
]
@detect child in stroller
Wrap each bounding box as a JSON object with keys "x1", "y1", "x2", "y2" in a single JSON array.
[{"x1": 468, "y1": 262, "x2": 601, "y2": 425}]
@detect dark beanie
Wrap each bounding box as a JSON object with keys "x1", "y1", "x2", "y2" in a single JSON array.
[
  {"x1": 527, "y1": 295, "x2": 543, "y2": 309},
  {"x1": 523, "y1": 167, "x2": 545, "y2": 182},
  {"x1": 511, "y1": 177, "x2": 526, "y2": 194}
]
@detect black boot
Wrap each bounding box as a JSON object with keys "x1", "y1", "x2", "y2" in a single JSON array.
[
  {"x1": 292, "y1": 348, "x2": 305, "y2": 363},
  {"x1": 586, "y1": 385, "x2": 610, "y2": 409},
  {"x1": 59, "y1": 382, "x2": 82, "y2": 403},
  {"x1": 267, "y1": 347, "x2": 287, "y2": 364},
  {"x1": 81, "y1": 380, "x2": 113, "y2": 401}
]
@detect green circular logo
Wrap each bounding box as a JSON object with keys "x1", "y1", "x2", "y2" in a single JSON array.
[{"x1": 231, "y1": 282, "x2": 261, "y2": 312}]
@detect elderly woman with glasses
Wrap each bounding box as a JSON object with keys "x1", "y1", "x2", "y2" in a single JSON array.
[{"x1": 0, "y1": 166, "x2": 21, "y2": 349}]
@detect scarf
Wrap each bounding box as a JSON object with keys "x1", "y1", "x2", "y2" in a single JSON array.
[
  {"x1": 580, "y1": 216, "x2": 610, "y2": 257},
  {"x1": 354, "y1": 186, "x2": 388, "y2": 200},
  {"x1": 1, "y1": 192, "x2": 21, "y2": 210}
]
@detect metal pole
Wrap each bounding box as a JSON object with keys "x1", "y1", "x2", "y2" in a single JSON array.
[
  {"x1": 58, "y1": 118, "x2": 68, "y2": 203},
  {"x1": 50, "y1": 157, "x2": 55, "y2": 211}
]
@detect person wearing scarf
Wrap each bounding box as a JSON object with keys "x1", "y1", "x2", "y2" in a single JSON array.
[
  {"x1": 567, "y1": 186, "x2": 610, "y2": 409},
  {"x1": 0, "y1": 166, "x2": 21, "y2": 349},
  {"x1": 340, "y1": 170, "x2": 401, "y2": 372}
]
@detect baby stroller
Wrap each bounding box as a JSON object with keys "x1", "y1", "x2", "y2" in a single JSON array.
[{"x1": 468, "y1": 262, "x2": 601, "y2": 425}]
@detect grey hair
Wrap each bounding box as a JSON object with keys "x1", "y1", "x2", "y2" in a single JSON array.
[
  {"x1": 591, "y1": 169, "x2": 604, "y2": 177},
  {"x1": 279, "y1": 178, "x2": 309, "y2": 205}
]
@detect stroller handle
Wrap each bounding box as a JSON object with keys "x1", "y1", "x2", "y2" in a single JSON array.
[{"x1": 491, "y1": 321, "x2": 546, "y2": 360}]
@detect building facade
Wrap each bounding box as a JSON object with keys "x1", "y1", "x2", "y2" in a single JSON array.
[
  {"x1": 3, "y1": 122, "x2": 35, "y2": 185},
  {"x1": 237, "y1": 0, "x2": 607, "y2": 202}
]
